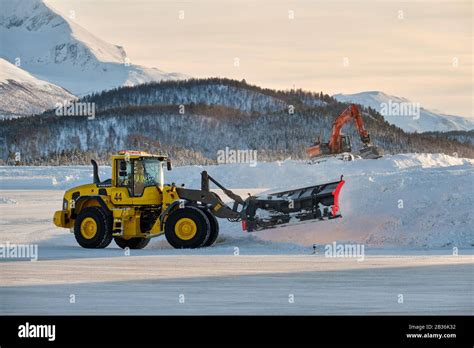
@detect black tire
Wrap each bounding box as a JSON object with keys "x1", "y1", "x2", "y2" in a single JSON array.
[
  {"x1": 114, "y1": 237, "x2": 150, "y2": 249},
  {"x1": 165, "y1": 206, "x2": 210, "y2": 249},
  {"x1": 74, "y1": 206, "x2": 112, "y2": 249},
  {"x1": 201, "y1": 209, "x2": 219, "y2": 247}
]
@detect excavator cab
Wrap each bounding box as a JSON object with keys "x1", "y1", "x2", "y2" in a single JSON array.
[{"x1": 339, "y1": 134, "x2": 352, "y2": 153}]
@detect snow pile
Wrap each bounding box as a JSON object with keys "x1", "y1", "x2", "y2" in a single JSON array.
[
  {"x1": 0, "y1": 166, "x2": 104, "y2": 190},
  {"x1": 392, "y1": 153, "x2": 472, "y2": 169},
  {"x1": 0, "y1": 153, "x2": 472, "y2": 248},
  {"x1": 0, "y1": 197, "x2": 17, "y2": 204}
]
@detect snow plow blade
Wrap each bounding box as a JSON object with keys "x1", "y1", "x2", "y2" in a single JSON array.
[
  {"x1": 242, "y1": 176, "x2": 345, "y2": 232},
  {"x1": 176, "y1": 172, "x2": 345, "y2": 233}
]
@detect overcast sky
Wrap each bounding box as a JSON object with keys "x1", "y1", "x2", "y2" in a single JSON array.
[{"x1": 47, "y1": 0, "x2": 472, "y2": 118}]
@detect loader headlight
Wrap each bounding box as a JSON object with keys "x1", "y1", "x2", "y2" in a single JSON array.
[{"x1": 63, "y1": 199, "x2": 68, "y2": 210}]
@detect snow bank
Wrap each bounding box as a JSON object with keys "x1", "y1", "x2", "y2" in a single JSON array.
[
  {"x1": 0, "y1": 197, "x2": 17, "y2": 204},
  {"x1": 392, "y1": 153, "x2": 473, "y2": 169},
  {"x1": 1, "y1": 153, "x2": 472, "y2": 248}
]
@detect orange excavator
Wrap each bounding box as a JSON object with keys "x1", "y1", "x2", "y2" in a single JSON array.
[{"x1": 306, "y1": 104, "x2": 383, "y2": 160}]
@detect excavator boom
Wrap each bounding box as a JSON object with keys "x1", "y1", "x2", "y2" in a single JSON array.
[
  {"x1": 328, "y1": 104, "x2": 369, "y2": 151},
  {"x1": 306, "y1": 104, "x2": 383, "y2": 160}
]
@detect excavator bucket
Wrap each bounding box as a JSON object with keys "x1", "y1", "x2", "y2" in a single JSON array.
[{"x1": 359, "y1": 145, "x2": 384, "y2": 159}]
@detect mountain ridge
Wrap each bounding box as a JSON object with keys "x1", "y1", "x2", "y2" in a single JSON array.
[
  {"x1": 2, "y1": 78, "x2": 473, "y2": 165},
  {"x1": 0, "y1": 0, "x2": 186, "y2": 96},
  {"x1": 0, "y1": 58, "x2": 75, "y2": 119},
  {"x1": 333, "y1": 91, "x2": 474, "y2": 133}
]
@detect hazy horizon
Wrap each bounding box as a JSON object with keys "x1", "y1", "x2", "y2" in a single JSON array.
[{"x1": 46, "y1": 0, "x2": 472, "y2": 118}]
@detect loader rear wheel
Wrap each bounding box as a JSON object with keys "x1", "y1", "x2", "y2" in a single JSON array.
[
  {"x1": 165, "y1": 207, "x2": 210, "y2": 249},
  {"x1": 114, "y1": 237, "x2": 150, "y2": 249},
  {"x1": 74, "y1": 207, "x2": 112, "y2": 249},
  {"x1": 201, "y1": 209, "x2": 219, "y2": 247}
]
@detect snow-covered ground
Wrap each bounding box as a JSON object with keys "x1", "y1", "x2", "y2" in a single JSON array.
[
  {"x1": 2, "y1": 253, "x2": 471, "y2": 315},
  {"x1": 1, "y1": 153, "x2": 473, "y2": 248},
  {"x1": 0, "y1": 153, "x2": 473, "y2": 314}
]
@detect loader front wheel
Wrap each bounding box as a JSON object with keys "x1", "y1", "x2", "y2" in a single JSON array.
[
  {"x1": 165, "y1": 207, "x2": 210, "y2": 249},
  {"x1": 74, "y1": 207, "x2": 112, "y2": 249},
  {"x1": 114, "y1": 237, "x2": 150, "y2": 249}
]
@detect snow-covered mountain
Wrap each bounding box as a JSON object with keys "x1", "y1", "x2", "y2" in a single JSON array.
[
  {"x1": 0, "y1": 58, "x2": 75, "y2": 119},
  {"x1": 0, "y1": 0, "x2": 185, "y2": 96},
  {"x1": 2, "y1": 78, "x2": 474, "y2": 165},
  {"x1": 333, "y1": 91, "x2": 474, "y2": 133}
]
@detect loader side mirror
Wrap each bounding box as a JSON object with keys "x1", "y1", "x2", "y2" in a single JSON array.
[{"x1": 166, "y1": 159, "x2": 172, "y2": 171}]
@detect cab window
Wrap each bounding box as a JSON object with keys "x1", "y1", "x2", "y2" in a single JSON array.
[
  {"x1": 116, "y1": 159, "x2": 132, "y2": 193},
  {"x1": 117, "y1": 158, "x2": 164, "y2": 197},
  {"x1": 134, "y1": 158, "x2": 164, "y2": 196},
  {"x1": 133, "y1": 159, "x2": 146, "y2": 196},
  {"x1": 142, "y1": 158, "x2": 164, "y2": 189}
]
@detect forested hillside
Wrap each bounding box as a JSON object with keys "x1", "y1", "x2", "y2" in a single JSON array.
[{"x1": 1, "y1": 79, "x2": 473, "y2": 165}]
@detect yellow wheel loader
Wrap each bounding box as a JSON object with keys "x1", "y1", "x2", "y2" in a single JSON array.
[{"x1": 53, "y1": 151, "x2": 345, "y2": 249}]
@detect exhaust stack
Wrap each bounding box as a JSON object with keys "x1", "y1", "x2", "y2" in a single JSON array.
[{"x1": 91, "y1": 159, "x2": 100, "y2": 184}]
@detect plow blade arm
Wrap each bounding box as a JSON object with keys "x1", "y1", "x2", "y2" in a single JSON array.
[{"x1": 175, "y1": 187, "x2": 241, "y2": 219}]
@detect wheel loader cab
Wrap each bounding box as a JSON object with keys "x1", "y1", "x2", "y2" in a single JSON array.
[
  {"x1": 115, "y1": 157, "x2": 164, "y2": 193},
  {"x1": 110, "y1": 151, "x2": 169, "y2": 206}
]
